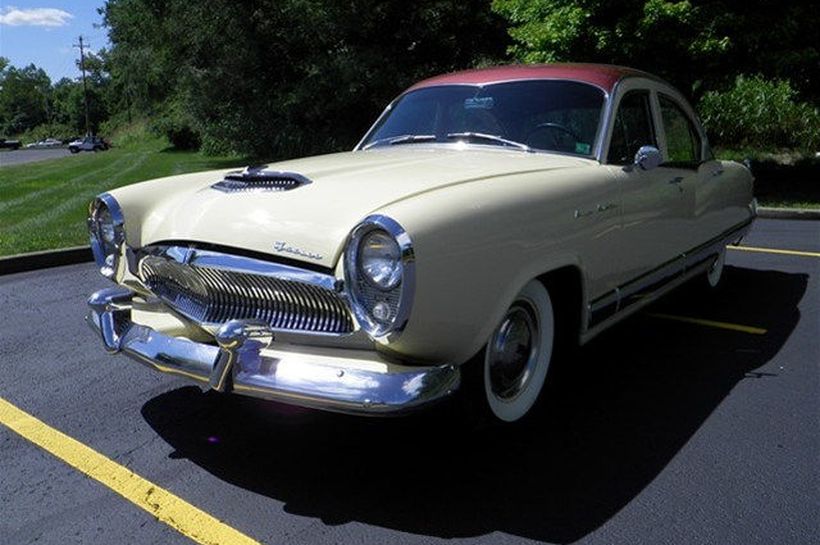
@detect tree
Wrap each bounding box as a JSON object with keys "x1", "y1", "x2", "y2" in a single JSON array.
[
  {"x1": 0, "y1": 64, "x2": 52, "y2": 134},
  {"x1": 100, "y1": 0, "x2": 509, "y2": 156},
  {"x1": 492, "y1": 0, "x2": 820, "y2": 102}
]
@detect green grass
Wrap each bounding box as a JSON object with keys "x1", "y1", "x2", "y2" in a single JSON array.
[{"x1": 0, "y1": 137, "x2": 247, "y2": 256}]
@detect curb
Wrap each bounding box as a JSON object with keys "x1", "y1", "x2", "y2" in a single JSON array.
[
  {"x1": 0, "y1": 246, "x2": 92, "y2": 276},
  {"x1": 756, "y1": 207, "x2": 820, "y2": 220}
]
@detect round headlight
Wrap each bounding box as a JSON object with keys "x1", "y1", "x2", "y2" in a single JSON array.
[
  {"x1": 344, "y1": 215, "x2": 415, "y2": 341},
  {"x1": 359, "y1": 230, "x2": 402, "y2": 290},
  {"x1": 88, "y1": 194, "x2": 125, "y2": 278}
]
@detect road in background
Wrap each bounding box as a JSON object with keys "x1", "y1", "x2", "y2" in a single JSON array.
[
  {"x1": 0, "y1": 149, "x2": 73, "y2": 167},
  {"x1": 0, "y1": 219, "x2": 817, "y2": 545}
]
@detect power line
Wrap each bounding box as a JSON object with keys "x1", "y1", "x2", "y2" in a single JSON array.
[{"x1": 72, "y1": 36, "x2": 91, "y2": 136}]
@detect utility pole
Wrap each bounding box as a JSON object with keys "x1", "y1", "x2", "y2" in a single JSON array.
[{"x1": 73, "y1": 35, "x2": 91, "y2": 136}]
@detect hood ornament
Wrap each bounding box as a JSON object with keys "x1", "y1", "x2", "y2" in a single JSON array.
[{"x1": 212, "y1": 166, "x2": 313, "y2": 193}]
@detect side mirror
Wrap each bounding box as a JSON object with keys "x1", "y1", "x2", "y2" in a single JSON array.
[{"x1": 634, "y1": 145, "x2": 662, "y2": 171}]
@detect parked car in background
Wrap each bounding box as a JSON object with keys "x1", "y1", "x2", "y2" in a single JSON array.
[
  {"x1": 69, "y1": 136, "x2": 109, "y2": 153},
  {"x1": 0, "y1": 138, "x2": 22, "y2": 150},
  {"x1": 86, "y1": 64, "x2": 756, "y2": 424},
  {"x1": 25, "y1": 138, "x2": 63, "y2": 149}
]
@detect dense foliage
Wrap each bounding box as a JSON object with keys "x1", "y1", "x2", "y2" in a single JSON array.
[
  {"x1": 2, "y1": 1, "x2": 818, "y2": 154},
  {"x1": 0, "y1": 53, "x2": 110, "y2": 139},
  {"x1": 100, "y1": 0, "x2": 508, "y2": 157},
  {"x1": 491, "y1": 0, "x2": 820, "y2": 102},
  {"x1": 699, "y1": 76, "x2": 820, "y2": 150}
]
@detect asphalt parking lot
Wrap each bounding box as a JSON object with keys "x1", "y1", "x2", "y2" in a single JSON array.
[
  {"x1": 1, "y1": 218, "x2": 817, "y2": 545},
  {"x1": 0, "y1": 148, "x2": 73, "y2": 167}
]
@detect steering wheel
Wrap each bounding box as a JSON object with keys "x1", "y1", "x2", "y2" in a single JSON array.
[{"x1": 526, "y1": 122, "x2": 582, "y2": 149}]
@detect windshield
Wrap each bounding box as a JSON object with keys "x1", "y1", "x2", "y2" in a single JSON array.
[{"x1": 362, "y1": 81, "x2": 605, "y2": 156}]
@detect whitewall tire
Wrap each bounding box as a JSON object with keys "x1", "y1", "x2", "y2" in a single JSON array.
[{"x1": 481, "y1": 280, "x2": 554, "y2": 423}]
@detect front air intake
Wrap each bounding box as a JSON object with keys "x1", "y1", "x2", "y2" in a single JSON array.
[{"x1": 211, "y1": 166, "x2": 312, "y2": 193}]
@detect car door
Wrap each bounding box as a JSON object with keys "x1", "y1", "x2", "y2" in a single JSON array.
[
  {"x1": 605, "y1": 89, "x2": 690, "y2": 290},
  {"x1": 656, "y1": 93, "x2": 728, "y2": 246}
]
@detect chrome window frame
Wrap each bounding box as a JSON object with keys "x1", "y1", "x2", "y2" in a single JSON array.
[{"x1": 354, "y1": 79, "x2": 610, "y2": 161}]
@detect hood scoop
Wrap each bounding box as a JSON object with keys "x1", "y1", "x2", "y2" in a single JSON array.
[{"x1": 211, "y1": 165, "x2": 313, "y2": 193}]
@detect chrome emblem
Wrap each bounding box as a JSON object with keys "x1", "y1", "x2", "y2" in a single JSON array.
[{"x1": 273, "y1": 241, "x2": 323, "y2": 261}]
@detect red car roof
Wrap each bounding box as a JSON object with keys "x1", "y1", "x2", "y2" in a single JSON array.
[{"x1": 408, "y1": 63, "x2": 656, "y2": 94}]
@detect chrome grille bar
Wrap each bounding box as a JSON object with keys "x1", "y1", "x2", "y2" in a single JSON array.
[{"x1": 138, "y1": 252, "x2": 354, "y2": 335}]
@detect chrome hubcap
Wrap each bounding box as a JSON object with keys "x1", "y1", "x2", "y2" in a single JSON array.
[{"x1": 487, "y1": 302, "x2": 540, "y2": 400}]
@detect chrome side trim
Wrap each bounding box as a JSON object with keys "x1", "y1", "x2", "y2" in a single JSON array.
[
  {"x1": 86, "y1": 289, "x2": 459, "y2": 415},
  {"x1": 587, "y1": 218, "x2": 754, "y2": 329}
]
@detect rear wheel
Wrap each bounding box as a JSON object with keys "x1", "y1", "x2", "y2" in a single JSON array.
[
  {"x1": 468, "y1": 280, "x2": 555, "y2": 423},
  {"x1": 706, "y1": 247, "x2": 726, "y2": 288}
]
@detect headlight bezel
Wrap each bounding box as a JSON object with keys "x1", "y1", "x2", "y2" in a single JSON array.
[
  {"x1": 359, "y1": 229, "x2": 403, "y2": 290},
  {"x1": 88, "y1": 193, "x2": 125, "y2": 279},
  {"x1": 344, "y1": 215, "x2": 415, "y2": 342}
]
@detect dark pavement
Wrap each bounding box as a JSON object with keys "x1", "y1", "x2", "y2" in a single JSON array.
[
  {"x1": 1, "y1": 219, "x2": 817, "y2": 545},
  {"x1": 0, "y1": 148, "x2": 72, "y2": 167}
]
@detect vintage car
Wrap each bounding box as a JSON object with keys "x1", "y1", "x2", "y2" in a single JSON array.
[
  {"x1": 69, "y1": 135, "x2": 109, "y2": 153},
  {"x1": 0, "y1": 138, "x2": 22, "y2": 150},
  {"x1": 86, "y1": 64, "x2": 756, "y2": 423},
  {"x1": 25, "y1": 138, "x2": 63, "y2": 149}
]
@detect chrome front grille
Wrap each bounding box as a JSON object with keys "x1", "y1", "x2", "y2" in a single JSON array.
[{"x1": 139, "y1": 254, "x2": 354, "y2": 335}]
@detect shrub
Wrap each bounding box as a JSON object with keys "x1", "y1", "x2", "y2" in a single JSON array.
[
  {"x1": 150, "y1": 99, "x2": 201, "y2": 151},
  {"x1": 18, "y1": 123, "x2": 79, "y2": 144},
  {"x1": 699, "y1": 75, "x2": 820, "y2": 150}
]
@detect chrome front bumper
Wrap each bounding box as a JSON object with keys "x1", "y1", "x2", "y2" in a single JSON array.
[{"x1": 86, "y1": 287, "x2": 460, "y2": 415}]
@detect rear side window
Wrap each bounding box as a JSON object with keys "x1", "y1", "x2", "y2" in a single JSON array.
[
  {"x1": 607, "y1": 91, "x2": 656, "y2": 165},
  {"x1": 659, "y1": 94, "x2": 701, "y2": 167}
]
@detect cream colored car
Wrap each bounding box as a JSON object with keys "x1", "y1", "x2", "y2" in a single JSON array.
[{"x1": 86, "y1": 64, "x2": 755, "y2": 423}]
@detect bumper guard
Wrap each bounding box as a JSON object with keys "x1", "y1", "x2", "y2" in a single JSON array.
[{"x1": 86, "y1": 287, "x2": 459, "y2": 415}]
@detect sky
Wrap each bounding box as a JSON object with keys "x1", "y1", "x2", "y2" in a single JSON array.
[{"x1": 0, "y1": 1, "x2": 110, "y2": 82}]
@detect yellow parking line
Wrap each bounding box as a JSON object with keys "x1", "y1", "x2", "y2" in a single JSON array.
[
  {"x1": 646, "y1": 313, "x2": 767, "y2": 335},
  {"x1": 0, "y1": 397, "x2": 263, "y2": 545},
  {"x1": 729, "y1": 245, "x2": 820, "y2": 258}
]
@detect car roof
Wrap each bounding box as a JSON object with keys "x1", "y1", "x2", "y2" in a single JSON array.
[{"x1": 407, "y1": 63, "x2": 659, "y2": 94}]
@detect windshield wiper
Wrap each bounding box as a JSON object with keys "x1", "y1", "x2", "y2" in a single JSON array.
[
  {"x1": 362, "y1": 134, "x2": 436, "y2": 150},
  {"x1": 446, "y1": 132, "x2": 531, "y2": 152}
]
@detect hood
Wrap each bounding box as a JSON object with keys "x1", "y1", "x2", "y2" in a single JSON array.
[{"x1": 120, "y1": 146, "x2": 590, "y2": 268}]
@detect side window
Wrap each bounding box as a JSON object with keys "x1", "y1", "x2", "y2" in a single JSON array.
[
  {"x1": 659, "y1": 94, "x2": 701, "y2": 167},
  {"x1": 607, "y1": 91, "x2": 655, "y2": 165}
]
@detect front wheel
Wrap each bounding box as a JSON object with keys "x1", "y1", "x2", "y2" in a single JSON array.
[{"x1": 468, "y1": 280, "x2": 555, "y2": 423}]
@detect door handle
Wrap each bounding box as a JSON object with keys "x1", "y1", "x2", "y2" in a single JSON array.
[
  {"x1": 711, "y1": 168, "x2": 724, "y2": 178},
  {"x1": 596, "y1": 203, "x2": 618, "y2": 212},
  {"x1": 668, "y1": 176, "x2": 684, "y2": 192}
]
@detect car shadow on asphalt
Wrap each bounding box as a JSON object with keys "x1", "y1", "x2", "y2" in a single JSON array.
[{"x1": 141, "y1": 265, "x2": 808, "y2": 543}]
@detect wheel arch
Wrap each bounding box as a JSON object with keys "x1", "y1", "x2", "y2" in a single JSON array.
[{"x1": 536, "y1": 264, "x2": 585, "y2": 347}]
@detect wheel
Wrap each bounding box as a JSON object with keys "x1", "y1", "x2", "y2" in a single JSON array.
[
  {"x1": 69, "y1": 147, "x2": 79, "y2": 154},
  {"x1": 706, "y1": 247, "x2": 726, "y2": 288},
  {"x1": 467, "y1": 280, "x2": 555, "y2": 423}
]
